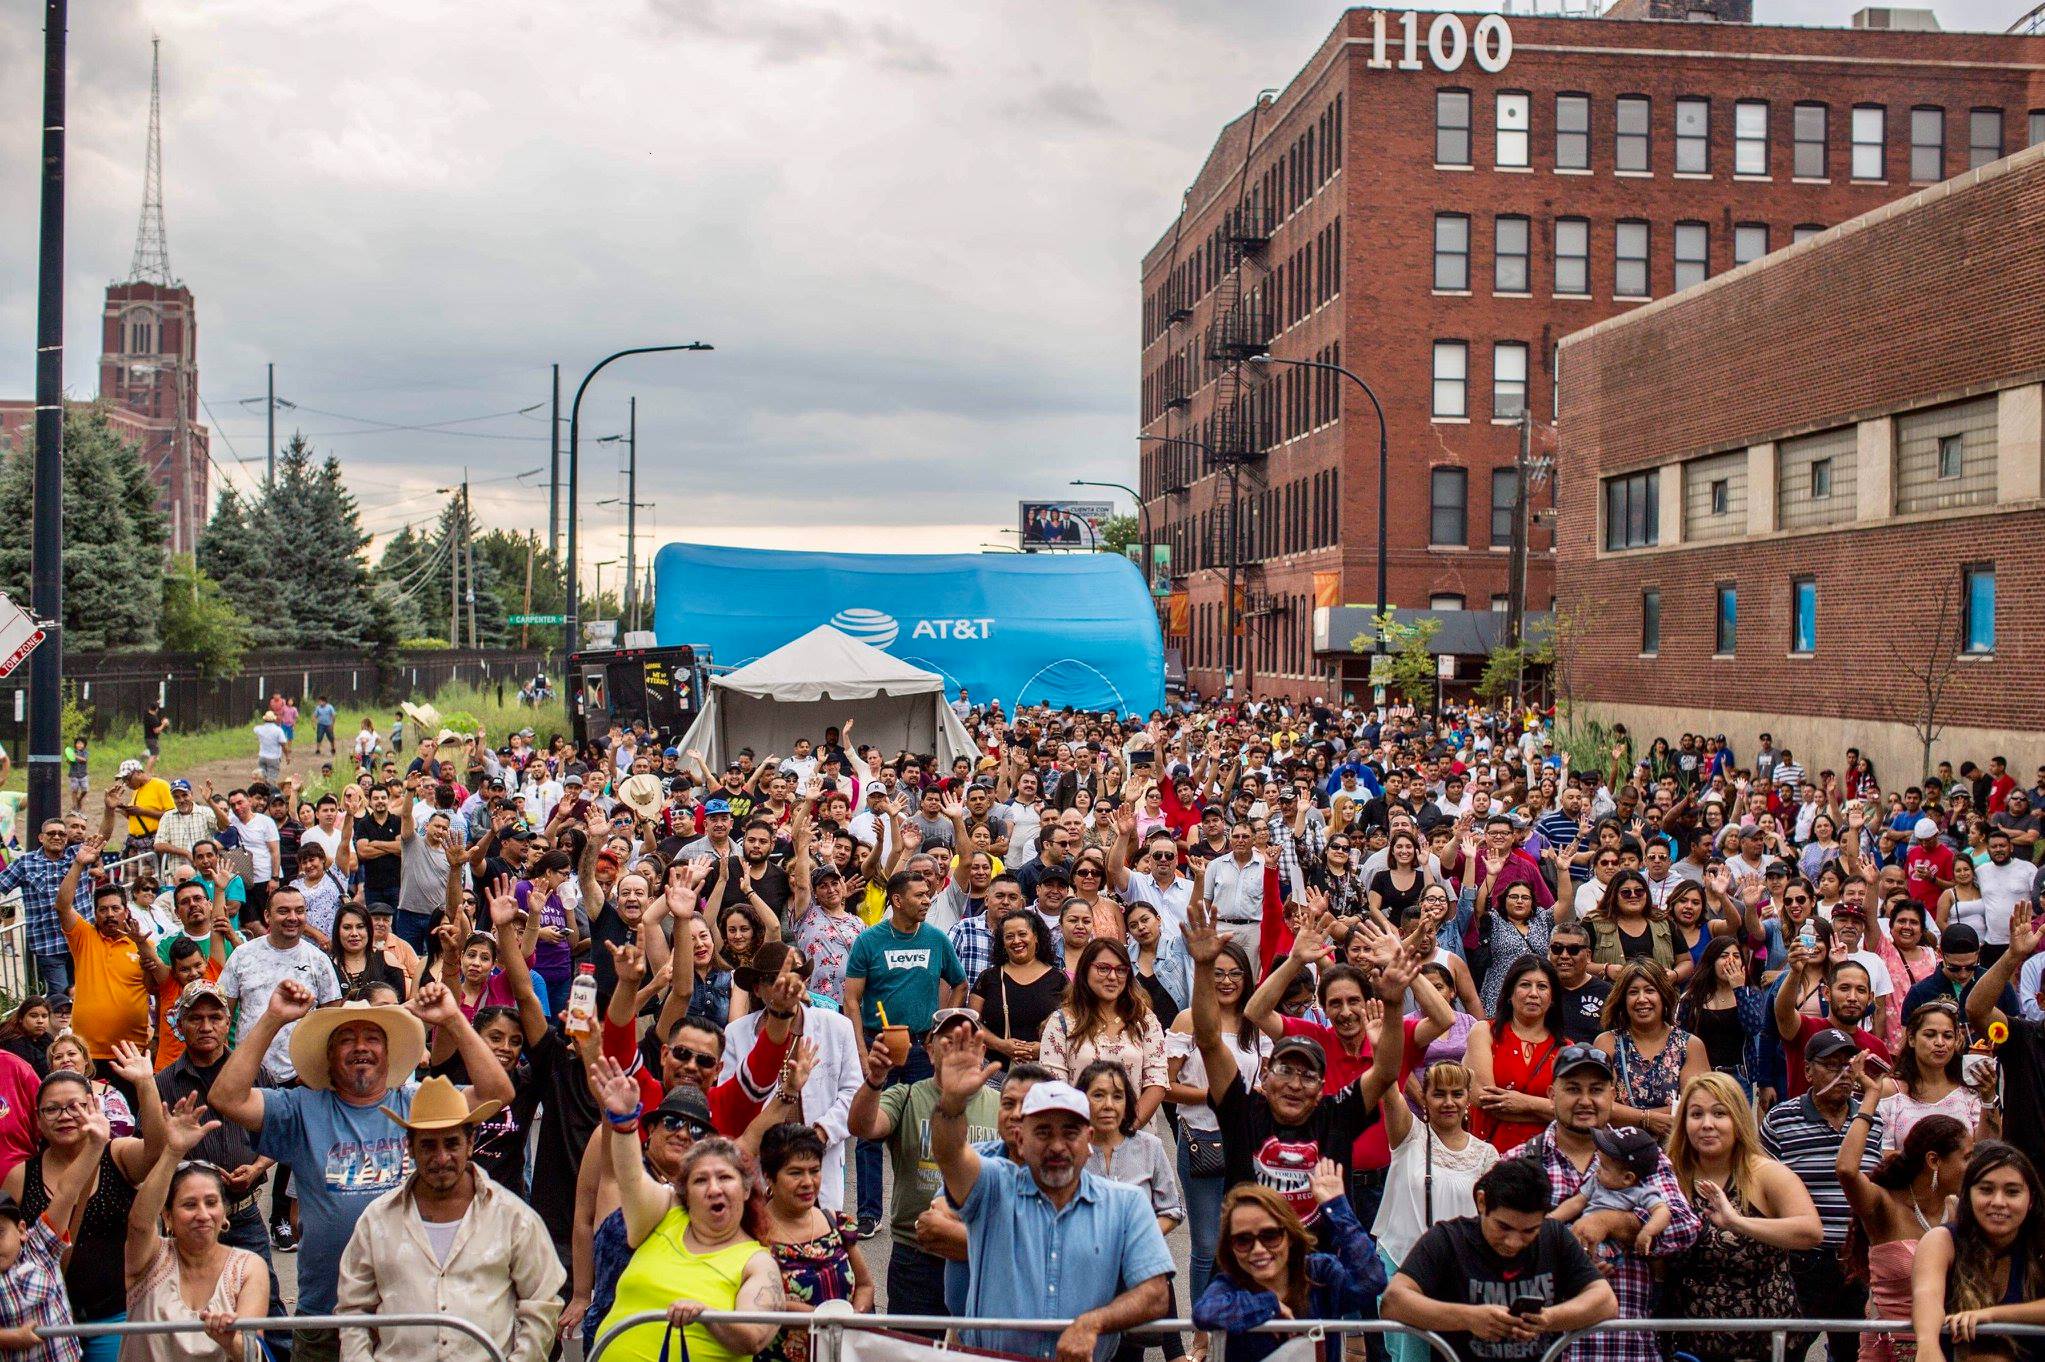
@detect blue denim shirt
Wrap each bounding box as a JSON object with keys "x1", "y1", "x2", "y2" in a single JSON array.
[{"x1": 1191, "y1": 1196, "x2": 1387, "y2": 1362}]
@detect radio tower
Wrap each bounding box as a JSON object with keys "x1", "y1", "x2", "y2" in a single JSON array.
[{"x1": 128, "y1": 36, "x2": 176, "y2": 286}]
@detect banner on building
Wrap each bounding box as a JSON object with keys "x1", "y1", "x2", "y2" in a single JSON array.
[
  {"x1": 1313, "y1": 571, "x2": 1342, "y2": 608},
  {"x1": 1019, "y1": 500, "x2": 1111, "y2": 550},
  {"x1": 1167, "y1": 592, "x2": 1189, "y2": 635}
]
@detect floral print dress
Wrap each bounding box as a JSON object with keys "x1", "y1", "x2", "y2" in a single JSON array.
[{"x1": 763, "y1": 1211, "x2": 857, "y2": 1362}]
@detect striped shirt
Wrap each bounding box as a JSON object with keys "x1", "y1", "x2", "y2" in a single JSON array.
[
  {"x1": 1536, "y1": 810, "x2": 1591, "y2": 882},
  {"x1": 1760, "y1": 1094, "x2": 1881, "y2": 1246}
]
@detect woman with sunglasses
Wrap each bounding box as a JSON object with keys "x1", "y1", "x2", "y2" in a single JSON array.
[
  {"x1": 1192, "y1": 1167, "x2": 1386, "y2": 1362},
  {"x1": 1314, "y1": 836, "x2": 1368, "y2": 918},
  {"x1": 122, "y1": 1096, "x2": 269, "y2": 1362},
  {"x1": 1070, "y1": 851, "x2": 1125, "y2": 943},
  {"x1": 1040, "y1": 938, "x2": 1170, "y2": 1127},
  {"x1": 1575, "y1": 869, "x2": 1677, "y2": 979},
  {"x1": 1876, "y1": 1002, "x2": 1993, "y2": 1151},
  {"x1": 5, "y1": 1046, "x2": 166, "y2": 1362},
  {"x1": 1595, "y1": 959, "x2": 1707, "y2": 1139}
]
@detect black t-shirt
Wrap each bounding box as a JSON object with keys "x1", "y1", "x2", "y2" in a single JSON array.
[
  {"x1": 523, "y1": 1028, "x2": 601, "y2": 1247},
  {"x1": 1996, "y1": 1016, "x2": 2045, "y2": 1174},
  {"x1": 974, "y1": 965, "x2": 1069, "y2": 1064},
  {"x1": 1398, "y1": 1215, "x2": 1602, "y2": 1362},
  {"x1": 357, "y1": 812, "x2": 403, "y2": 893},
  {"x1": 1216, "y1": 1071, "x2": 1381, "y2": 1233},
  {"x1": 590, "y1": 898, "x2": 634, "y2": 1007},
  {"x1": 1556, "y1": 979, "x2": 1611, "y2": 1044}
]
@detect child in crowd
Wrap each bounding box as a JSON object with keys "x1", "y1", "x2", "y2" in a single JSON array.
[{"x1": 1550, "y1": 1126, "x2": 1672, "y2": 1257}]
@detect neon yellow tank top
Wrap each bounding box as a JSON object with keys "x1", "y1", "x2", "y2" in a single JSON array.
[{"x1": 598, "y1": 1208, "x2": 767, "y2": 1362}]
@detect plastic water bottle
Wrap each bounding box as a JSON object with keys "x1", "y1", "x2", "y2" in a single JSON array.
[{"x1": 565, "y1": 963, "x2": 598, "y2": 1038}]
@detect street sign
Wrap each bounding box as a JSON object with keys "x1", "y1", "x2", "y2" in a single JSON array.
[
  {"x1": 0, "y1": 595, "x2": 46, "y2": 678},
  {"x1": 508, "y1": 614, "x2": 565, "y2": 625}
]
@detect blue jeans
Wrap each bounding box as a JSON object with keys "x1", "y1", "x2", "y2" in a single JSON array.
[
  {"x1": 1178, "y1": 1128, "x2": 1227, "y2": 1302},
  {"x1": 393, "y1": 909, "x2": 433, "y2": 955},
  {"x1": 33, "y1": 949, "x2": 71, "y2": 997},
  {"x1": 856, "y1": 1039, "x2": 932, "y2": 1223},
  {"x1": 223, "y1": 1208, "x2": 291, "y2": 1360}
]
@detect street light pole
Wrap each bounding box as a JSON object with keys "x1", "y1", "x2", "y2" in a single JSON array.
[
  {"x1": 1069, "y1": 478, "x2": 1151, "y2": 584},
  {"x1": 29, "y1": 0, "x2": 67, "y2": 830},
  {"x1": 1248, "y1": 355, "x2": 1390, "y2": 655},
  {"x1": 565, "y1": 344, "x2": 712, "y2": 664}
]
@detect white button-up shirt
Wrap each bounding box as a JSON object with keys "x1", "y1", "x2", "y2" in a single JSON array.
[
  {"x1": 337, "y1": 1166, "x2": 564, "y2": 1362},
  {"x1": 1202, "y1": 852, "x2": 1267, "y2": 924}
]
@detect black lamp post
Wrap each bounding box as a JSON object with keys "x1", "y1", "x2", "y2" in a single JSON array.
[
  {"x1": 564, "y1": 344, "x2": 712, "y2": 663},
  {"x1": 1069, "y1": 477, "x2": 1151, "y2": 578},
  {"x1": 1247, "y1": 354, "x2": 1390, "y2": 655}
]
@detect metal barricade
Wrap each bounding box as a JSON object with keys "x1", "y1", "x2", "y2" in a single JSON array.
[
  {"x1": 1535, "y1": 1318, "x2": 2045, "y2": 1362},
  {"x1": 37, "y1": 1313, "x2": 512, "y2": 1362},
  {"x1": 588, "y1": 1310, "x2": 1462, "y2": 1362}
]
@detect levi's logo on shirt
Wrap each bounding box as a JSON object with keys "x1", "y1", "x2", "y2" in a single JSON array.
[{"x1": 883, "y1": 948, "x2": 934, "y2": 971}]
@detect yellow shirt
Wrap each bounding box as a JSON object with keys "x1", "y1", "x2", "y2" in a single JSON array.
[
  {"x1": 127, "y1": 777, "x2": 175, "y2": 838},
  {"x1": 599, "y1": 1208, "x2": 765, "y2": 1362}
]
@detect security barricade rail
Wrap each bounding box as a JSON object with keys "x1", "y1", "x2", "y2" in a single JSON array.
[
  {"x1": 1536, "y1": 1318, "x2": 2045, "y2": 1362},
  {"x1": 35, "y1": 1313, "x2": 512, "y2": 1362}
]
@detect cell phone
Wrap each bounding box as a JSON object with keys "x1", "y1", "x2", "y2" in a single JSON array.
[
  {"x1": 1861, "y1": 1055, "x2": 1891, "y2": 1080},
  {"x1": 1509, "y1": 1295, "x2": 1544, "y2": 1317}
]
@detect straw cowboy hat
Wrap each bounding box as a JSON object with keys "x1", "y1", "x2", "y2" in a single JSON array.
[
  {"x1": 399, "y1": 701, "x2": 442, "y2": 731},
  {"x1": 616, "y1": 773, "x2": 666, "y2": 820},
  {"x1": 288, "y1": 1000, "x2": 428, "y2": 1092},
  {"x1": 379, "y1": 1073, "x2": 503, "y2": 1131}
]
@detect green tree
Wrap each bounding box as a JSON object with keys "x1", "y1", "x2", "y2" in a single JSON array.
[
  {"x1": 1350, "y1": 610, "x2": 1439, "y2": 702},
  {"x1": 1476, "y1": 641, "x2": 1527, "y2": 704},
  {"x1": 0, "y1": 403, "x2": 167, "y2": 649},
  {"x1": 1095, "y1": 514, "x2": 1139, "y2": 557},
  {"x1": 160, "y1": 558, "x2": 252, "y2": 678}
]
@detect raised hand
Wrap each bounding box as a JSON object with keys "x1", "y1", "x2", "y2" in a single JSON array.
[
  {"x1": 106, "y1": 1040, "x2": 154, "y2": 1086},
  {"x1": 410, "y1": 980, "x2": 460, "y2": 1027},
  {"x1": 859, "y1": 1035, "x2": 894, "y2": 1088},
  {"x1": 76, "y1": 836, "x2": 105, "y2": 868},
  {"x1": 2010, "y1": 900, "x2": 2039, "y2": 959},
  {"x1": 609, "y1": 940, "x2": 648, "y2": 991},
  {"x1": 487, "y1": 876, "x2": 524, "y2": 930},
  {"x1": 783, "y1": 1037, "x2": 820, "y2": 1092},
  {"x1": 588, "y1": 1055, "x2": 641, "y2": 1117},
  {"x1": 931, "y1": 1021, "x2": 998, "y2": 1113},
  {"x1": 164, "y1": 1093, "x2": 220, "y2": 1156},
  {"x1": 267, "y1": 978, "x2": 316, "y2": 1023},
  {"x1": 1183, "y1": 897, "x2": 1224, "y2": 966},
  {"x1": 1307, "y1": 1156, "x2": 1347, "y2": 1206},
  {"x1": 759, "y1": 964, "x2": 807, "y2": 1017}
]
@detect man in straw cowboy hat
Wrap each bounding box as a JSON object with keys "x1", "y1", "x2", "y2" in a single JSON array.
[
  {"x1": 210, "y1": 979, "x2": 514, "y2": 1362},
  {"x1": 336, "y1": 1074, "x2": 563, "y2": 1362}
]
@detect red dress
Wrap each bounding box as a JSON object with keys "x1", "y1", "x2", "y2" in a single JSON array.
[{"x1": 1474, "y1": 1024, "x2": 1560, "y2": 1152}]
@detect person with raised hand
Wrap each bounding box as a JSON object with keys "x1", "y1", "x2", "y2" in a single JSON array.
[{"x1": 123, "y1": 1095, "x2": 270, "y2": 1362}]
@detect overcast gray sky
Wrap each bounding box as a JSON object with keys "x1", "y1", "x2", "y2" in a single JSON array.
[{"x1": 0, "y1": 0, "x2": 2026, "y2": 569}]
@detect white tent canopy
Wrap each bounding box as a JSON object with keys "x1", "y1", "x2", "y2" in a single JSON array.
[{"x1": 675, "y1": 625, "x2": 977, "y2": 769}]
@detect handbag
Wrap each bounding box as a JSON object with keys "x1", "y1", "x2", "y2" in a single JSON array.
[
  {"x1": 1185, "y1": 1129, "x2": 1226, "y2": 1178},
  {"x1": 657, "y1": 1319, "x2": 693, "y2": 1362}
]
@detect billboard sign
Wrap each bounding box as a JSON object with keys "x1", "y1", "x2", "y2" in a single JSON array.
[{"x1": 1019, "y1": 500, "x2": 1111, "y2": 551}]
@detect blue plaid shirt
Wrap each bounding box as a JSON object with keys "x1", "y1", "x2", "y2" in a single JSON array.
[
  {"x1": 950, "y1": 912, "x2": 997, "y2": 986},
  {"x1": 0, "y1": 844, "x2": 80, "y2": 956}
]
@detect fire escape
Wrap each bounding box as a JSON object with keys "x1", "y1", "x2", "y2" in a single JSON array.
[{"x1": 1203, "y1": 182, "x2": 1274, "y2": 695}]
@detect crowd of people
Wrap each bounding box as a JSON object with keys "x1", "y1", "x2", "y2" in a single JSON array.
[{"x1": 0, "y1": 699, "x2": 2042, "y2": 1362}]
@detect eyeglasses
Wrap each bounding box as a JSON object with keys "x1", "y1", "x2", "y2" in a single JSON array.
[
  {"x1": 1265, "y1": 1063, "x2": 1321, "y2": 1086},
  {"x1": 1090, "y1": 962, "x2": 1130, "y2": 978},
  {"x1": 669, "y1": 1045, "x2": 719, "y2": 1069},
  {"x1": 1616, "y1": 886, "x2": 1646, "y2": 900},
  {"x1": 1228, "y1": 1226, "x2": 1289, "y2": 1254},
  {"x1": 1212, "y1": 968, "x2": 1246, "y2": 983},
  {"x1": 38, "y1": 1100, "x2": 91, "y2": 1118}
]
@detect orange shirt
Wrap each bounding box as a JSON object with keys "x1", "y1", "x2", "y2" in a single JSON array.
[
  {"x1": 153, "y1": 958, "x2": 224, "y2": 1071},
  {"x1": 61, "y1": 915, "x2": 151, "y2": 1060}
]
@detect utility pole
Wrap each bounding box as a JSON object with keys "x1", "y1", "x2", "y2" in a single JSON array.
[
  {"x1": 623, "y1": 396, "x2": 637, "y2": 633},
  {"x1": 266, "y1": 361, "x2": 275, "y2": 487},
  {"x1": 463, "y1": 480, "x2": 477, "y2": 651},
  {"x1": 29, "y1": 0, "x2": 68, "y2": 830},
  {"x1": 520, "y1": 530, "x2": 536, "y2": 651},
  {"x1": 547, "y1": 363, "x2": 560, "y2": 563}
]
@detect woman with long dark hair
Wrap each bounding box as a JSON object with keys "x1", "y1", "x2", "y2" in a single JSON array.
[
  {"x1": 1841, "y1": 1109, "x2": 1971, "y2": 1362},
  {"x1": 1165, "y1": 938, "x2": 1266, "y2": 1301},
  {"x1": 1466, "y1": 956, "x2": 1567, "y2": 1152},
  {"x1": 1040, "y1": 937, "x2": 1168, "y2": 1125},
  {"x1": 1880, "y1": 901, "x2": 1941, "y2": 1043},
  {"x1": 327, "y1": 902, "x2": 406, "y2": 997},
  {"x1": 1677, "y1": 936, "x2": 1766, "y2": 1094},
  {"x1": 1079, "y1": 1059, "x2": 1187, "y2": 1362},
  {"x1": 1474, "y1": 878, "x2": 1555, "y2": 1016},
  {"x1": 1579, "y1": 868, "x2": 1676, "y2": 975},
  {"x1": 1879, "y1": 1002, "x2": 1992, "y2": 1150},
  {"x1": 969, "y1": 910, "x2": 1067, "y2": 1073},
  {"x1": 1596, "y1": 959, "x2": 1707, "y2": 1139},
  {"x1": 0, "y1": 994, "x2": 53, "y2": 1076},
  {"x1": 1367, "y1": 830, "x2": 1429, "y2": 921},
  {"x1": 1912, "y1": 1142, "x2": 2045, "y2": 1362}
]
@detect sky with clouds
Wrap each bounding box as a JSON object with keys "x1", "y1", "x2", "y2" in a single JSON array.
[{"x1": 0, "y1": 0, "x2": 2028, "y2": 575}]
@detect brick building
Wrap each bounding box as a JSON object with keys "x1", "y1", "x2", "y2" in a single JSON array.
[
  {"x1": 1554, "y1": 141, "x2": 2045, "y2": 784},
  {"x1": 1138, "y1": 3, "x2": 2044, "y2": 701}
]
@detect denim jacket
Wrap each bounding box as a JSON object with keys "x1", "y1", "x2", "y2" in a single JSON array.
[{"x1": 1191, "y1": 1195, "x2": 1387, "y2": 1362}]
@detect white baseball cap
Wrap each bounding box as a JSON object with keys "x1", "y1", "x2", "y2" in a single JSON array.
[
  {"x1": 1019, "y1": 1081, "x2": 1091, "y2": 1121},
  {"x1": 1914, "y1": 817, "x2": 1940, "y2": 840},
  {"x1": 117, "y1": 759, "x2": 144, "y2": 778}
]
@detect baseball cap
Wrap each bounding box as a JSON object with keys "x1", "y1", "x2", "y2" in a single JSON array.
[
  {"x1": 1269, "y1": 1034, "x2": 1327, "y2": 1075},
  {"x1": 1804, "y1": 1027, "x2": 1860, "y2": 1063},
  {"x1": 118, "y1": 759, "x2": 144, "y2": 778},
  {"x1": 1553, "y1": 1043, "x2": 1614, "y2": 1080},
  {"x1": 1914, "y1": 817, "x2": 1941, "y2": 840},
  {"x1": 172, "y1": 981, "x2": 230, "y2": 1032},
  {"x1": 651, "y1": 1084, "x2": 716, "y2": 1138},
  {"x1": 1942, "y1": 923, "x2": 1982, "y2": 954},
  {"x1": 169, "y1": 779, "x2": 192, "y2": 793},
  {"x1": 663, "y1": 747, "x2": 680, "y2": 758},
  {"x1": 1019, "y1": 1081, "x2": 1091, "y2": 1121},
  {"x1": 1591, "y1": 1126, "x2": 1662, "y2": 1181},
  {"x1": 562, "y1": 772, "x2": 585, "y2": 787},
  {"x1": 703, "y1": 797, "x2": 732, "y2": 816},
  {"x1": 931, "y1": 1007, "x2": 981, "y2": 1037}
]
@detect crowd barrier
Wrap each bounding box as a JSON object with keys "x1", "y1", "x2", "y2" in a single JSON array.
[
  {"x1": 1535, "y1": 1318, "x2": 2045, "y2": 1362},
  {"x1": 35, "y1": 1313, "x2": 512, "y2": 1362}
]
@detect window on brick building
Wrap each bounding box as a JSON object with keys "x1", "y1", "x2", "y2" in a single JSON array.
[
  {"x1": 1674, "y1": 223, "x2": 1708, "y2": 290},
  {"x1": 1676, "y1": 98, "x2": 1709, "y2": 173},
  {"x1": 1709, "y1": 479, "x2": 1729, "y2": 516},
  {"x1": 2032, "y1": 110, "x2": 2045, "y2": 148},
  {"x1": 1432, "y1": 341, "x2": 1468, "y2": 418},
  {"x1": 1492, "y1": 467, "x2": 1520, "y2": 547},
  {"x1": 1430, "y1": 468, "x2": 1468, "y2": 545},
  {"x1": 1495, "y1": 216, "x2": 1530, "y2": 293},
  {"x1": 1794, "y1": 103, "x2": 1828, "y2": 178},
  {"x1": 1735, "y1": 101, "x2": 1769, "y2": 175},
  {"x1": 1963, "y1": 564, "x2": 1995, "y2": 653},
  {"x1": 1615, "y1": 220, "x2": 1650, "y2": 297},
  {"x1": 1438, "y1": 90, "x2": 1472, "y2": 166},
  {"x1": 1435, "y1": 214, "x2": 1470, "y2": 291},
  {"x1": 1497, "y1": 92, "x2": 1531, "y2": 168},
  {"x1": 1615, "y1": 96, "x2": 1650, "y2": 172},
  {"x1": 1970, "y1": 109, "x2": 2004, "y2": 169},
  {"x1": 1492, "y1": 594, "x2": 1511, "y2": 612},
  {"x1": 1792, "y1": 577, "x2": 1817, "y2": 654},
  {"x1": 1734, "y1": 223, "x2": 1768, "y2": 265},
  {"x1": 1493, "y1": 342, "x2": 1528, "y2": 420},
  {"x1": 1556, "y1": 94, "x2": 1591, "y2": 170},
  {"x1": 1793, "y1": 224, "x2": 1824, "y2": 244},
  {"x1": 1811, "y1": 457, "x2": 1833, "y2": 499},
  {"x1": 1715, "y1": 584, "x2": 1737, "y2": 655},
  {"x1": 1852, "y1": 106, "x2": 1886, "y2": 180},
  {"x1": 1641, "y1": 589, "x2": 1661, "y2": 654},
  {"x1": 1603, "y1": 470, "x2": 1659, "y2": 551},
  {"x1": 1430, "y1": 593, "x2": 1466, "y2": 610},
  {"x1": 1555, "y1": 218, "x2": 1590, "y2": 295},
  {"x1": 1911, "y1": 107, "x2": 1945, "y2": 183},
  {"x1": 1938, "y1": 432, "x2": 1964, "y2": 480}
]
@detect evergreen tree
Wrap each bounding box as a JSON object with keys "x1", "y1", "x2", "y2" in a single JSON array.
[{"x1": 0, "y1": 403, "x2": 166, "y2": 649}]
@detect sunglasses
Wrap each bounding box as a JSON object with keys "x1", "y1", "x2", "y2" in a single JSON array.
[
  {"x1": 1549, "y1": 943, "x2": 1587, "y2": 956},
  {"x1": 1229, "y1": 1226, "x2": 1289, "y2": 1254},
  {"x1": 650, "y1": 1112, "x2": 713, "y2": 1137},
  {"x1": 1616, "y1": 886, "x2": 1646, "y2": 899},
  {"x1": 1073, "y1": 866, "x2": 1104, "y2": 878},
  {"x1": 1328, "y1": 842, "x2": 1352, "y2": 852},
  {"x1": 669, "y1": 1045, "x2": 719, "y2": 1069}
]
